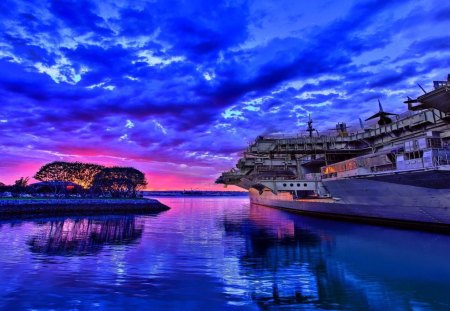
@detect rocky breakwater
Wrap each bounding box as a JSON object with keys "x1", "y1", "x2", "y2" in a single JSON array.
[{"x1": 0, "y1": 198, "x2": 170, "y2": 216}]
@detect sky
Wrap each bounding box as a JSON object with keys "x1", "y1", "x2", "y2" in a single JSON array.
[{"x1": 0, "y1": 0, "x2": 449, "y2": 190}]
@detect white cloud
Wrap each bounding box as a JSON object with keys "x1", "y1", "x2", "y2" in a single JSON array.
[
  {"x1": 296, "y1": 89, "x2": 346, "y2": 100},
  {"x1": 87, "y1": 80, "x2": 115, "y2": 91},
  {"x1": 304, "y1": 101, "x2": 332, "y2": 107},
  {"x1": 0, "y1": 49, "x2": 22, "y2": 64},
  {"x1": 203, "y1": 71, "x2": 215, "y2": 81},
  {"x1": 34, "y1": 60, "x2": 88, "y2": 85},
  {"x1": 125, "y1": 75, "x2": 140, "y2": 81},
  {"x1": 118, "y1": 133, "x2": 128, "y2": 141},
  {"x1": 153, "y1": 120, "x2": 167, "y2": 135},
  {"x1": 125, "y1": 119, "x2": 135, "y2": 129},
  {"x1": 87, "y1": 82, "x2": 106, "y2": 89},
  {"x1": 136, "y1": 50, "x2": 185, "y2": 67},
  {"x1": 279, "y1": 75, "x2": 342, "y2": 92},
  {"x1": 103, "y1": 85, "x2": 116, "y2": 91},
  {"x1": 222, "y1": 106, "x2": 245, "y2": 120}
]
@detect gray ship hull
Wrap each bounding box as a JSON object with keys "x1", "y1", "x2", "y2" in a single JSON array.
[
  {"x1": 249, "y1": 171, "x2": 450, "y2": 231},
  {"x1": 323, "y1": 170, "x2": 450, "y2": 208}
]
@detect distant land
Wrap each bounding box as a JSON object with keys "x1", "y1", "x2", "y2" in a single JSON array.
[{"x1": 142, "y1": 191, "x2": 248, "y2": 197}]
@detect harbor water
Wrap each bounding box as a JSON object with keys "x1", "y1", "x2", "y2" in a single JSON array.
[{"x1": 0, "y1": 197, "x2": 449, "y2": 310}]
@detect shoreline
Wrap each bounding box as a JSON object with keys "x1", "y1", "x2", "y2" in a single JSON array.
[{"x1": 0, "y1": 198, "x2": 170, "y2": 216}]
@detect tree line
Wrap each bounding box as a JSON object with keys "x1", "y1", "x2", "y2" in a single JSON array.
[
  {"x1": 0, "y1": 177, "x2": 30, "y2": 195},
  {"x1": 1, "y1": 161, "x2": 147, "y2": 198}
]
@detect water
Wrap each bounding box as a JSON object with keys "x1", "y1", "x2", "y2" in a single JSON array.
[{"x1": 0, "y1": 197, "x2": 450, "y2": 310}]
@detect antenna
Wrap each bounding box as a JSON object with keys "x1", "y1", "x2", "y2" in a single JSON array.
[
  {"x1": 359, "y1": 118, "x2": 364, "y2": 130},
  {"x1": 417, "y1": 83, "x2": 427, "y2": 94},
  {"x1": 306, "y1": 114, "x2": 315, "y2": 138}
]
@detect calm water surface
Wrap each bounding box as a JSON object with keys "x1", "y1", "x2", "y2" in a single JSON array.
[{"x1": 0, "y1": 197, "x2": 450, "y2": 310}]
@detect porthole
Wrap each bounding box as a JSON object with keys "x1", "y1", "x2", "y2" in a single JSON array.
[
  {"x1": 283, "y1": 183, "x2": 287, "y2": 187},
  {"x1": 297, "y1": 183, "x2": 300, "y2": 187},
  {"x1": 304, "y1": 183, "x2": 307, "y2": 187},
  {"x1": 290, "y1": 183, "x2": 294, "y2": 187}
]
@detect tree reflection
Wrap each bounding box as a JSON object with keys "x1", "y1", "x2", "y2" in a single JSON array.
[{"x1": 27, "y1": 216, "x2": 144, "y2": 256}]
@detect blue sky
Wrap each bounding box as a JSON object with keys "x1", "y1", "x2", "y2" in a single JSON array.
[{"x1": 0, "y1": 0, "x2": 449, "y2": 189}]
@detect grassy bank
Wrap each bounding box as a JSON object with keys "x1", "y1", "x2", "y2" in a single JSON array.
[{"x1": 0, "y1": 197, "x2": 170, "y2": 216}]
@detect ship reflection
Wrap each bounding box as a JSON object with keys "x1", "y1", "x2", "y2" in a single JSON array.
[
  {"x1": 224, "y1": 204, "x2": 446, "y2": 310},
  {"x1": 224, "y1": 204, "x2": 329, "y2": 308},
  {"x1": 27, "y1": 216, "x2": 144, "y2": 256}
]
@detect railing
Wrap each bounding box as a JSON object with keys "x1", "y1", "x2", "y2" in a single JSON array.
[
  {"x1": 304, "y1": 173, "x2": 321, "y2": 181},
  {"x1": 252, "y1": 110, "x2": 430, "y2": 147},
  {"x1": 432, "y1": 150, "x2": 450, "y2": 166},
  {"x1": 370, "y1": 164, "x2": 396, "y2": 172}
]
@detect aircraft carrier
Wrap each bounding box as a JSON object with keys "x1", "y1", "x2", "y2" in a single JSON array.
[{"x1": 217, "y1": 75, "x2": 450, "y2": 231}]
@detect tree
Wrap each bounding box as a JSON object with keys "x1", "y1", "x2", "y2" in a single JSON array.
[
  {"x1": 92, "y1": 167, "x2": 147, "y2": 198},
  {"x1": 34, "y1": 162, "x2": 72, "y2": 183},
  {"x1": 12, "y1": 177, "x2": 29, "y2": 195},
  {"x1": 67, "y1": 162, "x2": 104, "y2": 189},
  {"x1": 14, "y1": 177, "x2": 29, "y2": 188},
  {"x1": 34, "y1": 161, "x2": 104, "y2": 189},
  {"x1": 34, "y1": 162, "x2": 147, "y2": 198}
]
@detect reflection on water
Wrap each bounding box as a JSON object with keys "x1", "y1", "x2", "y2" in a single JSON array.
[
  {"x1": 224, "y1": 206, "x2": 325, "y2": 308},
  {"x1": 0, "y1": 197, "x2": 449, "y2": 310},
  {"x1": 27, "y1": 216, "x2": 144, "y2": 256},
  {"x1": 225, "y1": 204, "x2": 450, "y2": 310}
]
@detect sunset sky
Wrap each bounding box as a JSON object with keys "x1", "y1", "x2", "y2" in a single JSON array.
[{"x1": 0, "y1": 0, "x2": 449, "y2": 190}]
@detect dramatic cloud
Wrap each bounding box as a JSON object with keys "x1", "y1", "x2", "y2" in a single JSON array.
[{"x1": 0, "y1": 0, "x2": 449, "y2": 189}]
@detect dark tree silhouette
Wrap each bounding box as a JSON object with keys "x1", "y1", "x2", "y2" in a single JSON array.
[
  {"x1": 34, "y1": 162, "x2": 70, "y2": 183},
  {"x1": 34, "y1": 161, "x2": 104, "y2": 189},
  {"x1": 34, "y1": 162, "x2": 147, "y2": 198},
  {"x1": 0, "y1": 182, "x2": 8, "y2": 193},
  {"x1": 67, "y1": 162, "x2": 104, "y2": 189},
  {"x1": 11, "y1": 177, "x2": 30, "y2": 195},
  {"x1": 14, "y1": 177, "x2": 29, "y2": 188},
  {"x1": 93, "y1": 167, "x2": 147, "y2": 198}
]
